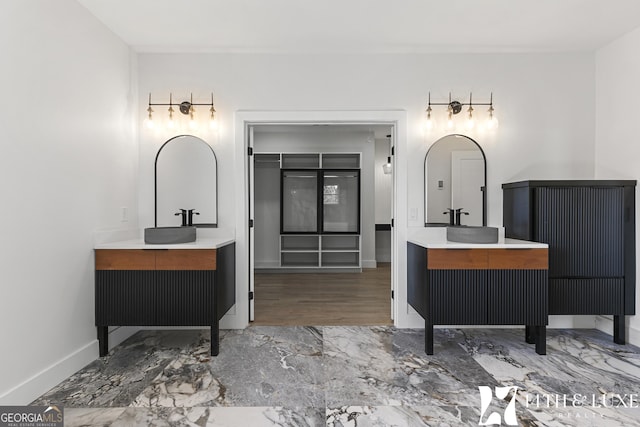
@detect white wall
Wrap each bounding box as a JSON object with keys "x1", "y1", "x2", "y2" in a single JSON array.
[
  {"x1": 595, "y1": 26, "x2": 640, "y2": 345},
  {"x1": 0, "y1": 1, "x2": 137, "y2": 403},
  {"x1": 138, "y1": 51, "x2": 595, "y2": 329},
  {"x1": 138, "y1": 51, "x2": 594, "y2": 228}
]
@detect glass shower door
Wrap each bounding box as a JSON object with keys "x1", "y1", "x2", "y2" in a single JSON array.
[
  {"x1": 322, "y1": 170, "x2": 360, "y2": 233},
  {"x1": 281, "y1": 170, "x2": 319, "y2": 233}
]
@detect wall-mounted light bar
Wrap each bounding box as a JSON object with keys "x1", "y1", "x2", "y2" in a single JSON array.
[
  {"x1": 425, "y1": 92, "x2": 498, "y2": 132},
  {"x1": 145, "y1": 92, "x2": 217, "y2": 131}
]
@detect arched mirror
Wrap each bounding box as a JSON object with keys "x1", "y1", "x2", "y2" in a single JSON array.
[
  {"x1": 424, "y1": 134, "x2": 486, "y2": 226},
  {"x1": 155, "y1": 135, "x2": 218, "y2": 227}
]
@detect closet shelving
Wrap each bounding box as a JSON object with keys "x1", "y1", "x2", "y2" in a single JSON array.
[{"x1": 255, "y1": 152, "x2": 362, "y2": 270}]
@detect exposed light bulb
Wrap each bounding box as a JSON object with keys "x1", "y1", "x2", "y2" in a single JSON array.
[
  {"x1": 167, "y1": 106, "x2": 175, "y2": 129},
  {"x1": 446, "y1": 108, "x2": 455, "y2": 130},
  {"x1": 424, "y1": 106, "x2": 435, "y2": 132},
  {"x1": 189, "y1": 106, "x2": 198, "y2": 129},
  {"x1": 465, "y1": 105, "x2": 475, "y2": 130},
  {"x1": 145, "y1": 106, "x2": 154, "y2": 129},
  {"x1": 382, "y1": 156, "x2": 392, "y2": 175},
  {"x1": 486, "y1": 105, "x2": 499, "y2": 130},
  {"x1": 209, "y1": 105, "x2": 217, "y2": 129},
  {"x1": 145, "y1": 93, "x2": 154, "y2": 130}
]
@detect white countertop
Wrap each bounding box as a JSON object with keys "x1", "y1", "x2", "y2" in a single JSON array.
[
  {"x1": 407, "y1": 227, "x2": 548, "y2": 249},
  {"x1": 95, "y1": 237, "x2": 235, "y2": 250},
  {"x1": 94, "y1": 228, "x2": 235, "y2": 250}
]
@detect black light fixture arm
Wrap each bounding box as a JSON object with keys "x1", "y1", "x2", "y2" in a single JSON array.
[
  {"x1": 426, "y1": 92, "x2": 494, "y2": 114},
  {"x1": 147, "y1": 92, "x2": 215, "y2": 115}
]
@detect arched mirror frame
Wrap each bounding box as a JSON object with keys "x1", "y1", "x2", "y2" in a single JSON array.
[
  {"x1": 154, "y1": 134, "x2": 218, "y2": 228},
  {"x1": 424, "y1": 133, "x2": 487, "y2": 226}
]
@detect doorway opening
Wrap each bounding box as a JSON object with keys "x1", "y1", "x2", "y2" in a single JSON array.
[{"x1": 248, "y1": 124, "x2": 394, "y2": 326}]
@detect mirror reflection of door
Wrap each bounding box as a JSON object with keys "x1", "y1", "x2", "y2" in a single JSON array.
[
  {"x1": 424, "y1": 134, "x2": 486, "y2": 226},
  {"x1": 155, "y1": 135, "x2": 218, "y2": 227},
  {"x1": 451, "y1": 151, "x2": 484, "y2": 226}
]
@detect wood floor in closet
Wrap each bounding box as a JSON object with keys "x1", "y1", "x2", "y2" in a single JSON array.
[{"x1": 253, "y1": 263, "x2": 392, "y2": 326}]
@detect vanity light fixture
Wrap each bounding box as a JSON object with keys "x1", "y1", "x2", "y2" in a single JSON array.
[
  {"x1": 486, "y1": 94, "x2": 499, "y2": 130},
  {"x1": 465, "y1": 93, "x2": 475, "y2": 130},
  {"x1": 382, "y1": 134, "x2": 393, "y2": 175},
  {"x1": 167, "y1": 93, "x2": 175, "y2": 129},
  {"x1": 446, "y1": 103, "x2": 456, "y2": 131},
  {"x1": 145, "y1": 93, "x2": 154, "y2": 129},
  {"x1": 425, "y1": 92, "x2": 497, "y2": 132},
  {"x1": 424, "y1": 93, "x2": 435, "y2": 131},
  {"x1": 145, "y1": 92, "x2": 217, "y2": 131},
  {"x1": 209, "y1": 93, "x2": 217, "y2": 129}
]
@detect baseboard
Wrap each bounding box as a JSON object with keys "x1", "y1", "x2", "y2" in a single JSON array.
[
  {"x1": 107, "y1": 326, "x2": 141, "y2": 351},
  {"x1": 0, "y1": 326, "x2": 143, "y2": 405},
  {"x1": 254, "y1": 261, "x2": 280, "y2": 269},
  {"x1": 400, "y1": 307, "x2": 600, "y2": 330},
  {"x1": 362, "y1": 259, "x2": 377, "y2": 269},
  {"x1": 595, "y1": 315, "x2": 640, "y2": 347},
  {"x1": 548, "y1": 315, "x2": 596, "y2": 329},
  {"x1": 0, "y1": 340, "x2": 97, "y2": 405}
]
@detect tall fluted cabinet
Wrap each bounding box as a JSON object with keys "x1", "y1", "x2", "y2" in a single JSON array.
[{"x1": 502, "y1": 180, "x2": 636, "y2": 344}]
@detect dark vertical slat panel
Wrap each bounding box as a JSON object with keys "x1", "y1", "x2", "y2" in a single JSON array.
[
  {"x1": 487, "y1": 270, "x2": 548, "y2": 324},
  {"x1": 156, "y1": 271, "x2": 215, "y2": 325},
  {"x1": 216, "y1": 243, "x2": 236, "y2": 319},
  {"x1": 96, "y1": 270, "x2": 218, "y2": 326},
  {"x1": 623, "y1": 185, "x2": 636, "y2": 315},
  {"x1": 503, "y1": 186, "x2": 532, "y2": 240},
  {"x1": 407, "y1": 242, "x2": 428, "y2": 318},
  {"x1": 549, "y1": 278, "x2": 625, "y2": 314},
  {"x1": 536, "y1": 187, "x2": 623, "y2": 277},
  {"x1": 96, "y1": 271, "x2": 156, "y2": 325},
  {"x1": 429, "y1": 270, "x2": 486, "y2": 324}
]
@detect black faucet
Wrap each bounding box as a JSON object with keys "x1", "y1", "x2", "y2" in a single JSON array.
[
  {"x1": 187, "y1": 209, "x2": 200, "y2": 226},
  {"x1": 175, "y1": 209, "x2": 188, "y2": 226},
  {"x1": 443, "y1": 208, "x2": 455, "y2": 225},
  {"x1": 455, "y1": 208, "x2": 469, "y2": 226},
  {"x1": 175, "y1": 209, "x2": 200, "y2": 226}
]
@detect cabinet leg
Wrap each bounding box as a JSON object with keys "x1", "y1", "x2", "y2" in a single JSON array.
[
  {"x1": 425, "y1": 321, "x2": 434, "y2": 355},
  {"x1": 525, "y1": 325, "x2": 536, "y2": 344},
  {"x1": 614, "y1": 315, "x2": 626, "y2": 345},
  {"x1": 535, "y1": 326, "x2": 546, "y2": 355},
  {"x1": 97, "y1": 326, "x2": 108, "y2": 357},
  {"x1": 211, "y1": 321, "x2": 220, "y2": 356}
]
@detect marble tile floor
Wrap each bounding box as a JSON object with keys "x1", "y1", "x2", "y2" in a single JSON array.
[{"x1": 32, "y1": 327, "x2": 640, "y2": 426}]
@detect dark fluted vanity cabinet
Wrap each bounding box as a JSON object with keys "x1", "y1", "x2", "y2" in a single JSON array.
[
  {"x1": 502, "y1": 180, "x2": 636, "y2": 344},
  {"x1": 95, "y1": 244, "x2": 235, "y2": 356}
]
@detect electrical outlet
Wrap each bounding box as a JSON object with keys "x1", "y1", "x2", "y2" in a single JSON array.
[{"x1": 121, "y1": 207, "x2": 128, "y2": 222}]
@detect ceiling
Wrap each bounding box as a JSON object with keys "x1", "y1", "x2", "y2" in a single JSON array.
[{"x1": 77, "y1": 0, "x2": 640, "y2": 54}]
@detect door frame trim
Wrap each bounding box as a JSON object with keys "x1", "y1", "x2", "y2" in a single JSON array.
[{"x1": 227, "y1": 110, "x2": 418, "y2": 329}]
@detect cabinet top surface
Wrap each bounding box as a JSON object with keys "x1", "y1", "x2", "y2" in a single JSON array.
[
  {"x1": 409, "y1": 238, "x2": 548, "y2": 249},
  {"x1": 408, "y1": 228, "x2": 547, "y2": 249},
  {"x1": 502, "y1": 180, "x2": 637, "y2": 189},
  {"x1": 95, "y1": 237, "x2": 234, "y2": 250}
]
